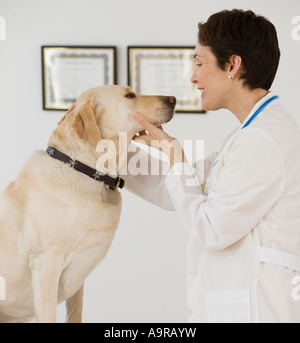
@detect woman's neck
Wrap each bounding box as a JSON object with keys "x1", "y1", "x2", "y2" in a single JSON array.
[{"x1": 227, "y1": 88, "x2": 269, "y2": 124}]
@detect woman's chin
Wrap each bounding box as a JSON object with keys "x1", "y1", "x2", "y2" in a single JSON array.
[{"x1": 202, "y1": 98, "x2": 209, "y2": 111}]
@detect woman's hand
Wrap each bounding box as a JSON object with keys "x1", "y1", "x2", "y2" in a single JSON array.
[{"x1": 133, "y1": 112, "x2": 187, "y2": 167}]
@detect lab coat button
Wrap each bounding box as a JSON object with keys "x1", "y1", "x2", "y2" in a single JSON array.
[{"x1": 187, "y1": 309, "x2": 193, "y2": 317}]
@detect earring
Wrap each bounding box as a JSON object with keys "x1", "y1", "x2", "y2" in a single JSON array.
[{"x1": 228, "y1": 75, "x2": 232, "y2": 79}]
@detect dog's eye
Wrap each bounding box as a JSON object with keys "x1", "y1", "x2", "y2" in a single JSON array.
[{"x1": 125, "y1": 93, "x2": 136, "y2": 99}]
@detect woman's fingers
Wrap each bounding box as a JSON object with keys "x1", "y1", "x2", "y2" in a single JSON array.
[
  {"x1": 137, "y1": 130, "x2": 147, "y2": 136},
  {"x1": 132, "y1": 132, "x2": 151, "y2": 144},
  {"x1": 133, "y1": 112, "x2": 161, "y2": 136},
  {"x1": 132, "y1": 112, "x2": 186, "y2": 166}
]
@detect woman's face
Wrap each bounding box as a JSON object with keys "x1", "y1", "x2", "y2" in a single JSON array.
[{"x1": 191, "y1": 43, "x2": 231, "y2": 111}]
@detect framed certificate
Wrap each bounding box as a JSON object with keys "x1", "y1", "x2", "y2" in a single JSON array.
[
  {"x1": 128, "y1": 46, "x2": 205, "y2": 113},
  {"x1": 42, "y1": 46, "x2": 116, "y2": 110}
]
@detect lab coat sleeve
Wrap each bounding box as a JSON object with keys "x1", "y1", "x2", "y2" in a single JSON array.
[
  {"x1": 121, "y1": 144, "x2": 176, "y2": 211},
  {"x1": 122, "y1": 143, "x2": 217, "y2": 211},
  {"x1": 164, "y1": 129, "x2": 285, "y2": 251}
]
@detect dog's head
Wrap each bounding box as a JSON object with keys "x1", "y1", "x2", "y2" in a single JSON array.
[{"x1": 70, "y1": 85, "x2": 176, "y2": 146}]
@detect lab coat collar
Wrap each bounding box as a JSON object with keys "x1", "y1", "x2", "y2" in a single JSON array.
[{"x1": 240, "y1": 91, "x2": 277, "y2": 129}]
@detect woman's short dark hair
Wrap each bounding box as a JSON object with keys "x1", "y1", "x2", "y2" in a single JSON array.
[{"x1": 198, "y1": 9, "x2": 280, "y2": 90}]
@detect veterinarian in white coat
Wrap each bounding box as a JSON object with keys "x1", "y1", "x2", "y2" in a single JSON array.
[{"x1": 123, "y1": 10, "x2": 300, "y2": 322}]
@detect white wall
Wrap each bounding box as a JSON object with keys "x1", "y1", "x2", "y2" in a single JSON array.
[{"x1": 0, "y1": 0, "x2": 299, "y2": 323}]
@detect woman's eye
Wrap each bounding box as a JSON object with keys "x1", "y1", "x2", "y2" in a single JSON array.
[
  {"x1": 125, "y1": 93, "x2": 136, "y2": 99},
  {"x1": 196, "y1": 63, "x2": 202, "y2": 67}
]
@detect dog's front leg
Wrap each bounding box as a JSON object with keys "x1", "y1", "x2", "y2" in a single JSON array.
[
  {"x1": 65, "y1": 284, "x2": 84, "y2": 323},
  {"x1": 30, "y1": 254, "x2": 62, "y2": 323}
]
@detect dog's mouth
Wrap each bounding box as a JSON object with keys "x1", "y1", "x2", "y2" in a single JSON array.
[
  {"x1": 152, "y1": 116, "x2": 173, "y2": 127},
  {"x1": 132, "y1": 113, "x2": 174, "y2": 139},
  {"x1": 133, "y1": 96, "x2": 176, "y2": 134},
  {"x1": 152, "y1": 107, "x2": 175, "y2": 127},
  {"x1": 153, "y1": 99, "x2": 176, "y2": 126}
]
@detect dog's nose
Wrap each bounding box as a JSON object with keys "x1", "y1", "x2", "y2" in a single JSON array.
[{"x1": 168, "y1": 96, "x2": 176, "y2": 105}]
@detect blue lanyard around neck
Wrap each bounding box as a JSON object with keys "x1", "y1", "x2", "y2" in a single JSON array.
[{"x1": 241, "y1": 95, "x2": 279, "y2": 129}]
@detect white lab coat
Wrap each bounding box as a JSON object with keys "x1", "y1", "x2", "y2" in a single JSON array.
[{"x1": 122, "y1": 92, "x2": 300, "y2": 323}]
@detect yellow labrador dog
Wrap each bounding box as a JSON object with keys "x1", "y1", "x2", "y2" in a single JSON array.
[{"x1": 0, "y1": 85, "x2": 176, "y2": 323}]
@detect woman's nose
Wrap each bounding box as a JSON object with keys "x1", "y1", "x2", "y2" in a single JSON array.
[{"x1": 191, "y1": 70, "x2": 198, "y2": 84}]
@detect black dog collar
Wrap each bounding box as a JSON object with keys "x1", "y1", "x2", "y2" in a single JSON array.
[{"x1": 46, "y1": 146, "x2": 124, "y2": 191}]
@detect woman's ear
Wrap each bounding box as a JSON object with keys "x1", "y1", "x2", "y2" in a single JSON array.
[
  {"x1": 71, "y1": 96, "x2": 103, "y2": 147},
  {"x1": 227, "y1": 55, "x2": 242, "y2": 80}
]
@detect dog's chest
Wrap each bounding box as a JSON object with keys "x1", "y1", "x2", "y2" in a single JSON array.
[{"x1": 57, "y1": 199, "x2": 122, "y2": 302}]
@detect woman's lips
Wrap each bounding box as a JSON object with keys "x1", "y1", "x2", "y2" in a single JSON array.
[{"x1": 198, "y1": 88, "x2": 205, "y2": 97}]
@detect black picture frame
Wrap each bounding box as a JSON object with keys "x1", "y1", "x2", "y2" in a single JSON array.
[
  {"x1": 42, "y1": 46, "x2": 117, "y2": 110},
  {"x1": 128, "y1": 46, "x2": 205, "y2": 113}
]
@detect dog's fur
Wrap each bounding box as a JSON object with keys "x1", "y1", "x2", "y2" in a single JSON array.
[{"x1": 0, "y1": 85, "x2": 175, "y2": 323}]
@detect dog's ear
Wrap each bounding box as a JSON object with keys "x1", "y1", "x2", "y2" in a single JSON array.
[{"x1": 71, "y1": 95, "x2": 103, "y2": 147}]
